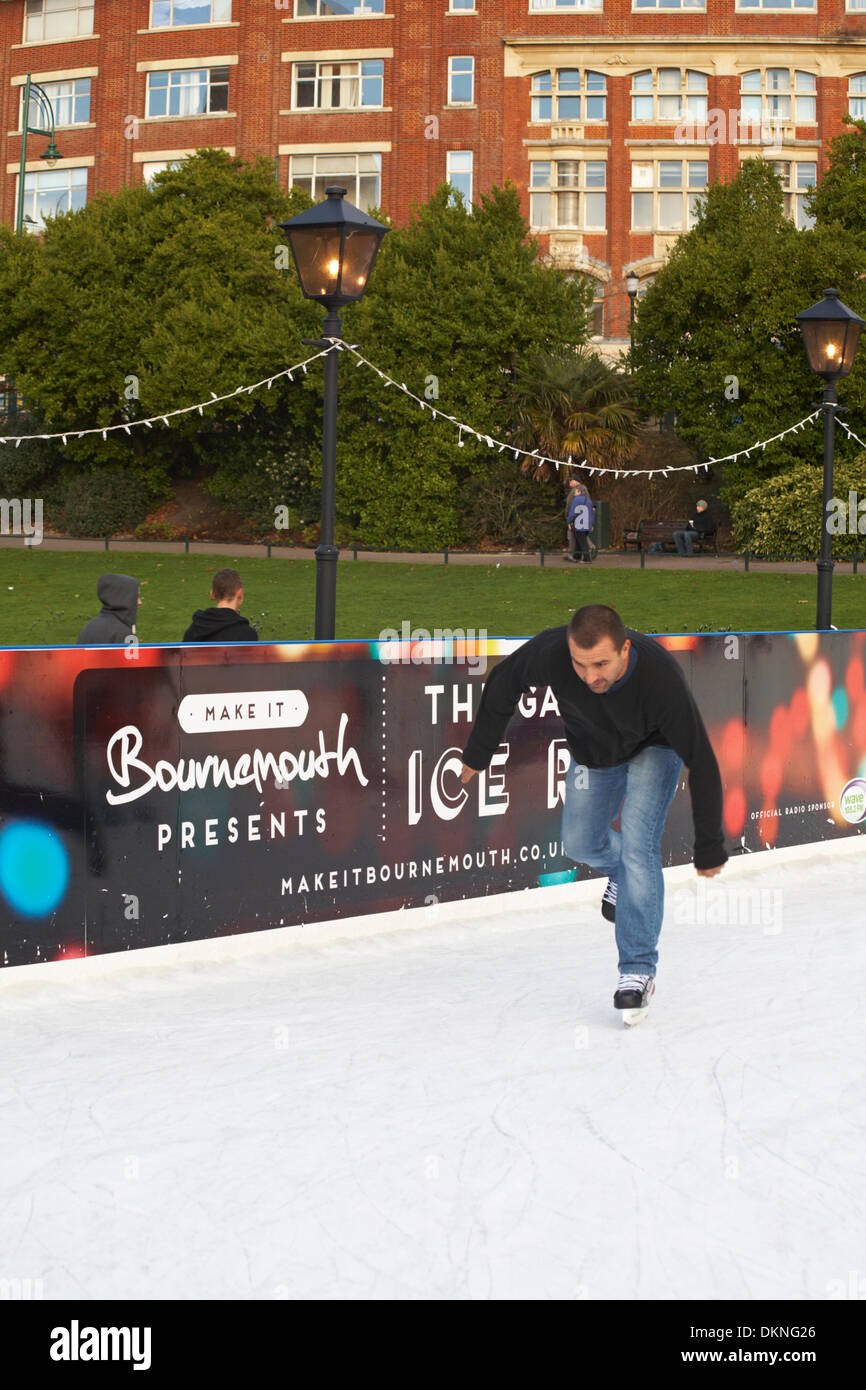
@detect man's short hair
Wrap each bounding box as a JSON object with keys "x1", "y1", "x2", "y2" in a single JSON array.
[
  {"x1": 568, "y1": 604, "x2": 627, "y2": 652},
  {"x1": 211, "y1": 568, "x2": 243, "y2": 601}
]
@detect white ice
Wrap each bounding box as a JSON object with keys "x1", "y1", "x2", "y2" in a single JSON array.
[{"x1": 1, "y1": 838, "x2": 864, "y2": 1302}]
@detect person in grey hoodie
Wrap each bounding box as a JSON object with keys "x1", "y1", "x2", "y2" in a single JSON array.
[{"x1": 77, "y1": 574, "x2": 140, "y2": 645}]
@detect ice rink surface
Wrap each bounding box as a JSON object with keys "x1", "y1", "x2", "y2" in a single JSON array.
[{"x1": 1, "y1": 838, "x2": 864, "y2": 1302}]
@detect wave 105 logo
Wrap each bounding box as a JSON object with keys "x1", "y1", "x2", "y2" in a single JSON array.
[{"x1": 839, "y1": 779, "x2": 866, "y2": 824}]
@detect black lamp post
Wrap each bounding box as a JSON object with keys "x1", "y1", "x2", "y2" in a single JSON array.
[
  {"x1": 278, "y1": 187, "x2": 388, "y2": 640},
  {"x1": 626, "y1": 272, "x2": 639, "y2": 370},
  {"x1": 8, "y1": 75, "x2": 61, "y2": 423},
  {"x1": 796, "y1": 288, "x2": 864, "y2": 631}
]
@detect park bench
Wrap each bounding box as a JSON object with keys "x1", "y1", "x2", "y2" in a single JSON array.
[{"x1": 622, "y1": 518, "x2": 719, "y2": 556}]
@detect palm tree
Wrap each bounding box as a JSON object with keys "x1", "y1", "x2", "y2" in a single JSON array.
[{"x1": 510, "y1": 348, "x2": 638, "y2": 482}]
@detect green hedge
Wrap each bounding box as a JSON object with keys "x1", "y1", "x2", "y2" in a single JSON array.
[
  {"x1": 730, "y1": 452, "x2": 866, "y2": 557},
  {"x1": 63, "y1": 468, "x2": 159, "y2": 538}
]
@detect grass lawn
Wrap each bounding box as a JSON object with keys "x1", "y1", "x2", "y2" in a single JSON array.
[{"x1": 0, "y1": 549, "x2": 863, "y2": 646}]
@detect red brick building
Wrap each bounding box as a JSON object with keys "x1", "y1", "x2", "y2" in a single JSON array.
[{"x1": 2, "y1": 0, "x2": 865, "y2": 350}]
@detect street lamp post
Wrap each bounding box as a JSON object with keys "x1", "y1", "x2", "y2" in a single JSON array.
[
  {"x1": 796, "y1": 288, "x2": 864, "y2": 631},
  {"x1": 625, "y1": 272, "x2": 639, "y2": 364},
  {"x1": 278, "y1": 186, "x2": 389, "y2": 641},
  {"x1": 626, "y1": 272, "x2": 639, "y2": 370},
  {"x1": 7, "y1": 75, "x2": 61, "y2": 425},
  {"x1": 15, "y1": 74, "x2": 62, "y2": 235}
]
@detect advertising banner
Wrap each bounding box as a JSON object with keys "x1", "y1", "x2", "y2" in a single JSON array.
[{"x1": 0, "y1": 629, "x2": 863, "y2": 968}]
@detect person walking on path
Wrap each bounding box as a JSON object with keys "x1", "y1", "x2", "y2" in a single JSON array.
[
  {"x1": 182, "y1": 567, "x2": 258, "y2": 643},
  {"x1": 459, "y1": 604, "x2": 727, "y2": 1023},
  {"x1": 566, "y1": 478, "x2": 595, "y2": 563},
  {"x1": 77, "y1": 574, "x2": 140, "y2": 645},
  {"x1": 673, "y1": 500, "x2": 714, "y2": 556}
]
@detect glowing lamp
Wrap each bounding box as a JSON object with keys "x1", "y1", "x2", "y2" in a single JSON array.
[
  {"x1": 796, "y1": 288, "x2": 864, "y2": 382},
  {"x1": 279, "y1": 186, "x2": 389, "y2": 310}
]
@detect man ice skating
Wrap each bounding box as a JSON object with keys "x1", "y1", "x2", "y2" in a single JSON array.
[
  {"x1": 459, "y1": 604, "x2": 727, "y2": 1024},
  {"x1": 182, "y1": 568, "x2": 258, "y2": 643}
]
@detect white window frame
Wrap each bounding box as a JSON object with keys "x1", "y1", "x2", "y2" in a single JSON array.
[
  {"x1": 736, "y1": 0, "x2": 815, "y2": 9},
  {"x1": 739, "y1": 69, "x2": 817, "y2": 126},
  {"x1": 293, "y1": 0, "x2": 387, "y2": 15},
  {"x1": 150, "y1": 0, "x2": 232, "y2": 26},
  {"x1": 848, "y1": 73, "x2": 866, "y2": 118},
  {"x1": 529, "y1": 0, "x2": 603, "y2": 11},
  {"x1": 141, "y1": 158, "x2": 186, "y2": 184},
  {"x1": 631, "y1": 69, "x2": 709, "y2": 124},
  {"x1": 17, "y1": 165, "x2": 88, "y2": 231},
  {"x1": 771, "y1": 159, "x2": 817, "y2": 229},
  {"x1": 630, "y1": 159, "x2": 708, "y2": 233},
  {"x1": 632, "y1": 0, "x2": 705, "y2": 8},
  {"x1": 589, "y1": 281, "x2": 605, "y2": 338},
  {"x1": 289, "y1": 151, "x2": 382, "y2": 212},
  {"x1": 24, "y1": 0, "x2": 94, "y2": 42},
  {"x1": 292, "y1": 59, "x2": 384, "y2": 111},
  {"x1": 530, "y1": 69, "x2": 607, "y2": 123},
  {"x1": 448, "y1": 0, "x2": 476, "y2": 10},
  {"x1": 446, "y1": 150, "x2": 473, "y2": 207},
  {"x1": 20, "y1": 77, "x2": 91, "y2": 129},
  {"x1": 448, "y1": 56, "x2": 475, "y2": 106},
  {"x1": 529, "y1": 159, "x2": 607, "y2": 231},
  {"x1": 145, "y1": 67, "x2": 231, "y2": 118}
]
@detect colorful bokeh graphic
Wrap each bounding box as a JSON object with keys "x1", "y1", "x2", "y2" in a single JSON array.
[{"x1": 0, "y1": 821, "x2": 69, "y2": 916}]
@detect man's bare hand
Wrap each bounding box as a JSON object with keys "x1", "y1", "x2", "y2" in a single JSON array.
[
  {"x1": 460, "y1": 763, "x2": 479, "y2": 784},
  {"x1": 696, "y1": 865, "x2": 724, "y2": 878}
]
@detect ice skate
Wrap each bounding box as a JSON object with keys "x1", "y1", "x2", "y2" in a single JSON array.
[
  {"x1": 601, "y1": 878, "x2": 617, "y2": 922},
  {"x1": 614, "y1": 973, "x2": 654, "y2": 1027}
]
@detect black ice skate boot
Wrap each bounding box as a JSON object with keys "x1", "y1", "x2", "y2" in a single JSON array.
[
  {"x1": 613, "y1": 973, "x2": 655, "y2": 1027},
  {"x1": 601, "y1": 879, "x2": 617, "y2": 922}
]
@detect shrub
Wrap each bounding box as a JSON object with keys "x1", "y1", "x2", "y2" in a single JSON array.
[
  {"x1": 63, "y1": 468, "x2": 156, "y2": 537},
  {"x1": 207, "y1": 442, "x2": 317, "y2": 533},
  {"x1": 0, "y1": 428, "x2": 63, "y2": 500},
  {"x1": 729, "y1": 452, "x2": 866, "y2": 558}
]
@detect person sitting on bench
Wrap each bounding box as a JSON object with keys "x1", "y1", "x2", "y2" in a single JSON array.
[{"x1": 673, "y1": 501, "x2": 713, "y2": 557}]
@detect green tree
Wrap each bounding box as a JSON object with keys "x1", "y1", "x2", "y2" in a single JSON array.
[
  {"x1": 805, "y1": 116, "x2": 866, "y2": 239},
  {"x1": 334, "y1": 183, "x2": 593, "y2": 549},
  {"x1": 0, "y1": 149, "x2": 321, "y2": 502},
  {"x1": 632, "y1": 159, "x2": 866, "y2": 502},
  {"x1": 510, "y1": 347, "x2": 637, "y2": 481}
]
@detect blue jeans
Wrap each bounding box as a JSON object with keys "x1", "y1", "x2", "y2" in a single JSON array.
[
  {"x1": 673, "y1": 528, "x2": 698, "y2": 555},
  {"x1": 561, "y1": 744, "x2": 683, "y2": 976}
]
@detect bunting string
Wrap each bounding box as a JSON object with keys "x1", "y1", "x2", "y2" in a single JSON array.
[
  {"x1": 838, "y1": 419, "x2": 866, "y2": 453},
  {"x1": 0, "y1": 335, "x2": 852, "y2": 480},
  {"x1": 0, "y1": 345, "x2": 335, "y2": 446},
  {"x1": 332, "y1": 341, "x2": 825, "y2": 478}
]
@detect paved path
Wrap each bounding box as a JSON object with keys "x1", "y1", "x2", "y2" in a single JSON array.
[{"x1": 0, "y1": 535, "x2": 857, "y2": 574}]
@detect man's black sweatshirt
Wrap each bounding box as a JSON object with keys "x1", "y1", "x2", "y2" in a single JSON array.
[
  {"x1": 182, "y1": 608, "x2": 258, "y2": 643},
  {"x1": 461, "y1": 626, "x2": 727, "y2": 870}
]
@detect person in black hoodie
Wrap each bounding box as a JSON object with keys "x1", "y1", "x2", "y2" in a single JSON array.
[
  {"x1": 459, "y1": 604, "x2": 727, "y2": 1022},
  {"x1": 183, "y1": 568, "x2": 258, "y2": 643},
  {"x1": 77, "y1": 574, "x2": 140, "y2": 645}
]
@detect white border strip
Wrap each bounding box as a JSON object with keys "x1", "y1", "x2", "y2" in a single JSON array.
[{"x1": 0, "y1": 834, "x2": 860, "y2": 991}]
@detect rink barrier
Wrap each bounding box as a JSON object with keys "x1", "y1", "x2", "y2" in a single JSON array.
[{"x1": 0, "y1": 629, "x2": 863, "y2": 967}]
